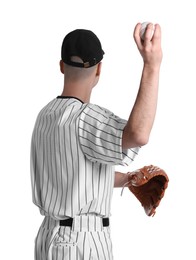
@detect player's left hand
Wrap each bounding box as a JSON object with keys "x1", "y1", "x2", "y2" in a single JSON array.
[{"x1": 127, "y1": 165, "x2": 169, "y2": 216}]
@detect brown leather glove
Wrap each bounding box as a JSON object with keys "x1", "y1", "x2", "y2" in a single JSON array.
[{"x1": 127, "y1": 165, "x2": 169, "y2": 217}]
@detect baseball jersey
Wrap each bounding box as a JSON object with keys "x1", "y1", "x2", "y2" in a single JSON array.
[{"x1": 30, "y1": 97, "x2": 140, "y2": 220}]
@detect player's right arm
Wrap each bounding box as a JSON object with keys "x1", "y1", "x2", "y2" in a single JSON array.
[{"x1": 122, "y1": 23, "x2": 163, "y2": 149}]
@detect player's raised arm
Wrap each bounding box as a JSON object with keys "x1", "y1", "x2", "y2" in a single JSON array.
[{"x1": 122, "y1": 23, "x2": 163, "y2": 149}]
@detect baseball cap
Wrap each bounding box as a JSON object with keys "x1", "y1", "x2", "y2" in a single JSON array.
[{"x1": 61, "y1": 29, "x2": 104, "y2": 68}]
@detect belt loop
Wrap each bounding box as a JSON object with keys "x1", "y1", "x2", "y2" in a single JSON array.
[{"x1": 103, "y1": 218, "x2": 109, "y2": 227}]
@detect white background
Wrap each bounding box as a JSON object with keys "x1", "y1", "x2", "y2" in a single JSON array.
[{"x1": 0, "y1": 0, "x2": 196, "y2": 259}]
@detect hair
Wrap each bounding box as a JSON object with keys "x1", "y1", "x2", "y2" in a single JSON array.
[{"x1": 63, "y1": 56, "x2": 98, "y2": 81}]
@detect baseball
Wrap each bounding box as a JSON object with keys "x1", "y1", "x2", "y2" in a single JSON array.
[{"x1": 140, "y1": 22, "x2": 154, "y2": 41}]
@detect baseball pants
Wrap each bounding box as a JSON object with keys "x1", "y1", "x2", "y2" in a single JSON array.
[{"x1": 34, "y1": 215, "x2": 114, "y2": 260}]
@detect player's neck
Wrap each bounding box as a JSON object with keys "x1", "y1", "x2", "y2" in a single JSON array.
[{"x1": 61, "y1": 84, "x2": 92, "y2": 103}]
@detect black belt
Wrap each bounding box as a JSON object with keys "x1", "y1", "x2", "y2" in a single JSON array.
[{"x1": 59, "y1": 217, "x2": 109, "y2": 227}]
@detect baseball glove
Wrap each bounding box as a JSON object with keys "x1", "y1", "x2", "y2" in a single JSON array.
[{"x1": 127, "y1": 165, "x2": 169, "y2": 217}]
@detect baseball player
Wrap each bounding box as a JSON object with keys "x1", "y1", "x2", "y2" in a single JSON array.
[{"x1": 30, "y1": 23, "x2": 162, "y2": 259}]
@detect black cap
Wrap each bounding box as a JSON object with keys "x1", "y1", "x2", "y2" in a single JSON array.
[{"x1": 61, "y1": 29, "x2": 104, "y2": 68}]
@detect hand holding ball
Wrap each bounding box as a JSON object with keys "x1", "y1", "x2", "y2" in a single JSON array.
[{"x1": 140, "y1": 22, "x2": 154, "y2": 41}]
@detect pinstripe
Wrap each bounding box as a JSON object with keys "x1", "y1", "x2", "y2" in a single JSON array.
[
  {"x1": 51, "y1": 115, "x2": 60, "y2": 217},
  {"x1": 69, "y1": 112, "x2": 75, "y2": 216},
  {"x1": 78, "y1": 126, "x2": 121, "y2": 145},
  {"x1": 44, "y1": 230, "x2": 51, "y2": 258},
  {"x1": 69, "y1": 247, "x2": 71, "y2": 260},
  {"x1": 63, "y1": 106, "x2": 74, "y2": 216},
  {"x1": 55, "y1": 110, "x2": 65, "y2": 216},
  {"x1": 56, "y1": 122, "x2": 64, "y2": 216},
  {"x1": 97, "y1": 232, "x2": 107, "y2": 260},
  {"x1": 47, "y1": 115, "x2": 56, "y2": 215},
  {"x1": 79, "y1": 119, "x2": 123, "y2": 139},
  {"x1": 94, "y1": 165, "x2": 101, "y2": 213},
  {"x1": 64, "y1": 105, "x2": 75, "y2": 216},
  {"x1": 39, "y1": 217, "x2": 47, "y2": 256},
  {"x1": 77, "y1": 145, "x2": 81, "y2": 214},
  {"x1": 44, "y1": 114, "x2": 56, "y2": 212},
  {"x1": 84, "y1": 158, "x2": 87, "y2": 206},
  {"x1": 54, "y1": 110, "x2": 64, "y2": 215},
  {"x1": 46, "y1": 229, "x2": 56, "y2": 257},
  {"x1": 34, "y1": 227, "x2": 42, "y2": 259},
  {"x1": 87, "y1": 215, "x2": 90, "y2": 231},
  {"x1": 99, "y1": 166, "x2": 107, "y2": 215},
  {"x1": 43, "y1": 228, "x2": 51, "y2": 259},
  {"x1": 31, "y1": 138, "x2": 39, "y2": 206},
  {"x1": 38, "y1": 112, "x2": 46, "y2": 207},
  {"x1": 88, "y1": 249, "x2": 92, "y2": 260},
  {"x1": 98, "y1": 166, "x2": 105, "y2": 214},
  {"x1": 79, "y1": 135, "x2": 122, "y2": 155},
  {"x1": 80, "y1": 217, "x2": 82, "y2": 233},
  {"x1": 75, "y1": 110, "x2": 82, "y2": 213},
  {"x1": 42, "y1": 114, "x2": 50, "y2": 207},
  {"x1": 105, "y1": 169, "x2": 112, "y2": 214},
  {"x1": 67, "y1": 106, "x2": 76, "y2": 216},
  {"x1": 94, "y1": 215, "x2": 96, "y2": 232},
  {"x1": 89, "y1": 232, "x2": 100, "y2": 260},
  {"x1": 39, "y1": 226, "x2": 46, "y2": 256},
  {"x1": 92, "y1": 163, "x2": 95, "y2": 200},
  {"x1": 62, "y1": 246, "x2": 65, "y2": 260},
  {"x1": 49, "y1": 112, "x2": 59, "y2": 214},
  {"x1": 103, "y1": 230, "x2": 111, "y2": 260},
  {"x1": 39, "y1": 112, "x2": 49, "y2": 206},
  {"x1": 83, "y1": 232, "x2": 87, "y2": 259}
]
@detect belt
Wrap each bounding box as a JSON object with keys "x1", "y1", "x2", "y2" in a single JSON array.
[{"x1": 59, "y1": 217, "x2": 109, "y2": 227}]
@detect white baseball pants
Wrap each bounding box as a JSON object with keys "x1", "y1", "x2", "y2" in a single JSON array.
[{"x1": 34, "y1": 215, "x2": 113, "y2": 260}]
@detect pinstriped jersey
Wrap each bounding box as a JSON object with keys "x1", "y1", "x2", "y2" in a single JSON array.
[{"x1": 30, "y1": 97, "x2": 140, "y2": 220}]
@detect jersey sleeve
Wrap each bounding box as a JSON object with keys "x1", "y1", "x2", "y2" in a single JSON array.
[{"x1": 78, "y1": 104, "x2": 140, "y2": 166}]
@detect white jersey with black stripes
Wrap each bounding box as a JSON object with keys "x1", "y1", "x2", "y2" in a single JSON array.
[{"x1": 30, "y1": 97, "x2": 140, "y2": 220}]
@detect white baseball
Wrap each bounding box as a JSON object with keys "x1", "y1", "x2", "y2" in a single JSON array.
[{"x1": 140, "y1": 22, "x2": 154, "y2": 41}]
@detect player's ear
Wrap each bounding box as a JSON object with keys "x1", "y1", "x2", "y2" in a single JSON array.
[
  {"x1": 96, "y1": 62, "x2": 102, "y2": 76},
  {"x1": 60, "y1": 60, "x2": 65, "y2": 74}
]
